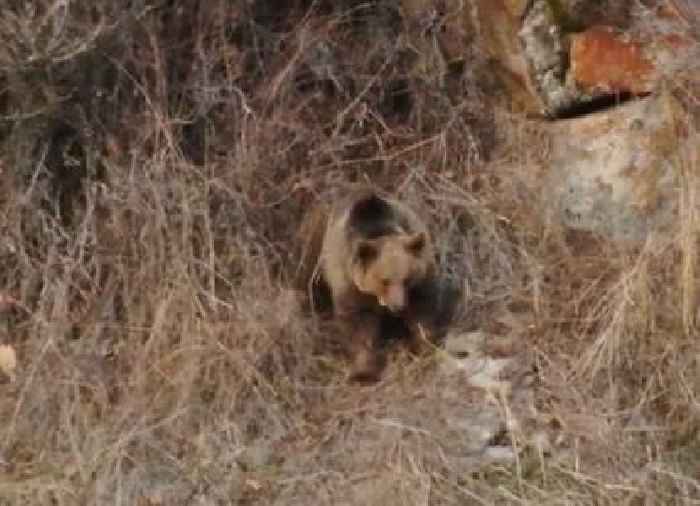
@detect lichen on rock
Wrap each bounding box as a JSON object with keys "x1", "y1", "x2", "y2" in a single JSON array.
[{"x1": 519, "y1": 0, "x2": 578, "y2": 116}]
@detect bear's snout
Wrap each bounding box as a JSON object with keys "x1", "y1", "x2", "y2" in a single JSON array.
[{"x1": 379, "y1": 286, "x2": 406, "y2": 313}]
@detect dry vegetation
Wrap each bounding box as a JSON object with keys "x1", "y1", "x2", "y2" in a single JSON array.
[{"x1": 0, "y1": 1, "x2": 698, "y2": 504}]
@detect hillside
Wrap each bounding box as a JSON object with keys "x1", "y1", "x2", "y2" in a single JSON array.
[{"x1": 0, "y1": 1, "x2": 698, "y2": 504}]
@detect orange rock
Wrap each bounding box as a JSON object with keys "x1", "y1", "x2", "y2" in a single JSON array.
[
  {"x1": 570, "y1": 25, "x2": 698, "y2": 97},
  {"x1": 570, "y1": 26, "x2": 655, "y2": 96}
]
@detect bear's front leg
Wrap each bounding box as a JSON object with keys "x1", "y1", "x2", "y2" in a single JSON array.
[{"x1": 338, "y1": 311, "x2": 386, "y2": 384}]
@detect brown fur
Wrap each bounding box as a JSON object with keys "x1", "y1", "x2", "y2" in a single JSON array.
[{"x1": 295, "y1": 188, "x2": 457, "y2": 383}]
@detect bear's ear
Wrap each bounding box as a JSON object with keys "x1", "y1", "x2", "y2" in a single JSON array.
[
  {"x1": 354, "y1": 240, "x2": 378, "y2": 266},
  {"x1": 405, "y1": 232, "x2": 426, "y2": 256}
]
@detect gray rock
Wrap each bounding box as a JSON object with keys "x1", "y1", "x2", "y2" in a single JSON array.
[{"x1": 545, "y1": 94, "x2": 692, "y2": 243}]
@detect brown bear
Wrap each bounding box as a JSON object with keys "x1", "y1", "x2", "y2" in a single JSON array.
[{"x1": 295, "y1": 187, "x2": 457, "y2": 383}]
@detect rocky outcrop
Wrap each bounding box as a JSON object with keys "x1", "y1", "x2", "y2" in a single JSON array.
[
  {"x1": 440, "y1": 0, "x2": 698, "y2": 243},
  {"x1": 399, "y1": 0, "x2": 697, "y2": 116},
  {"x1": 437, "y1": 0, "x2": 697, "y2": 119}
]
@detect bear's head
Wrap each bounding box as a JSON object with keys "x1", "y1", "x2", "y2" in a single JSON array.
[{"x1": 351, "y1": 232, "x2": 430, "y2": 313}]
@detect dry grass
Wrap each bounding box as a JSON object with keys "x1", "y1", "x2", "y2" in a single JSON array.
[{"x1": 0, "y1": 1, "x2": 698, "y2": 504}]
